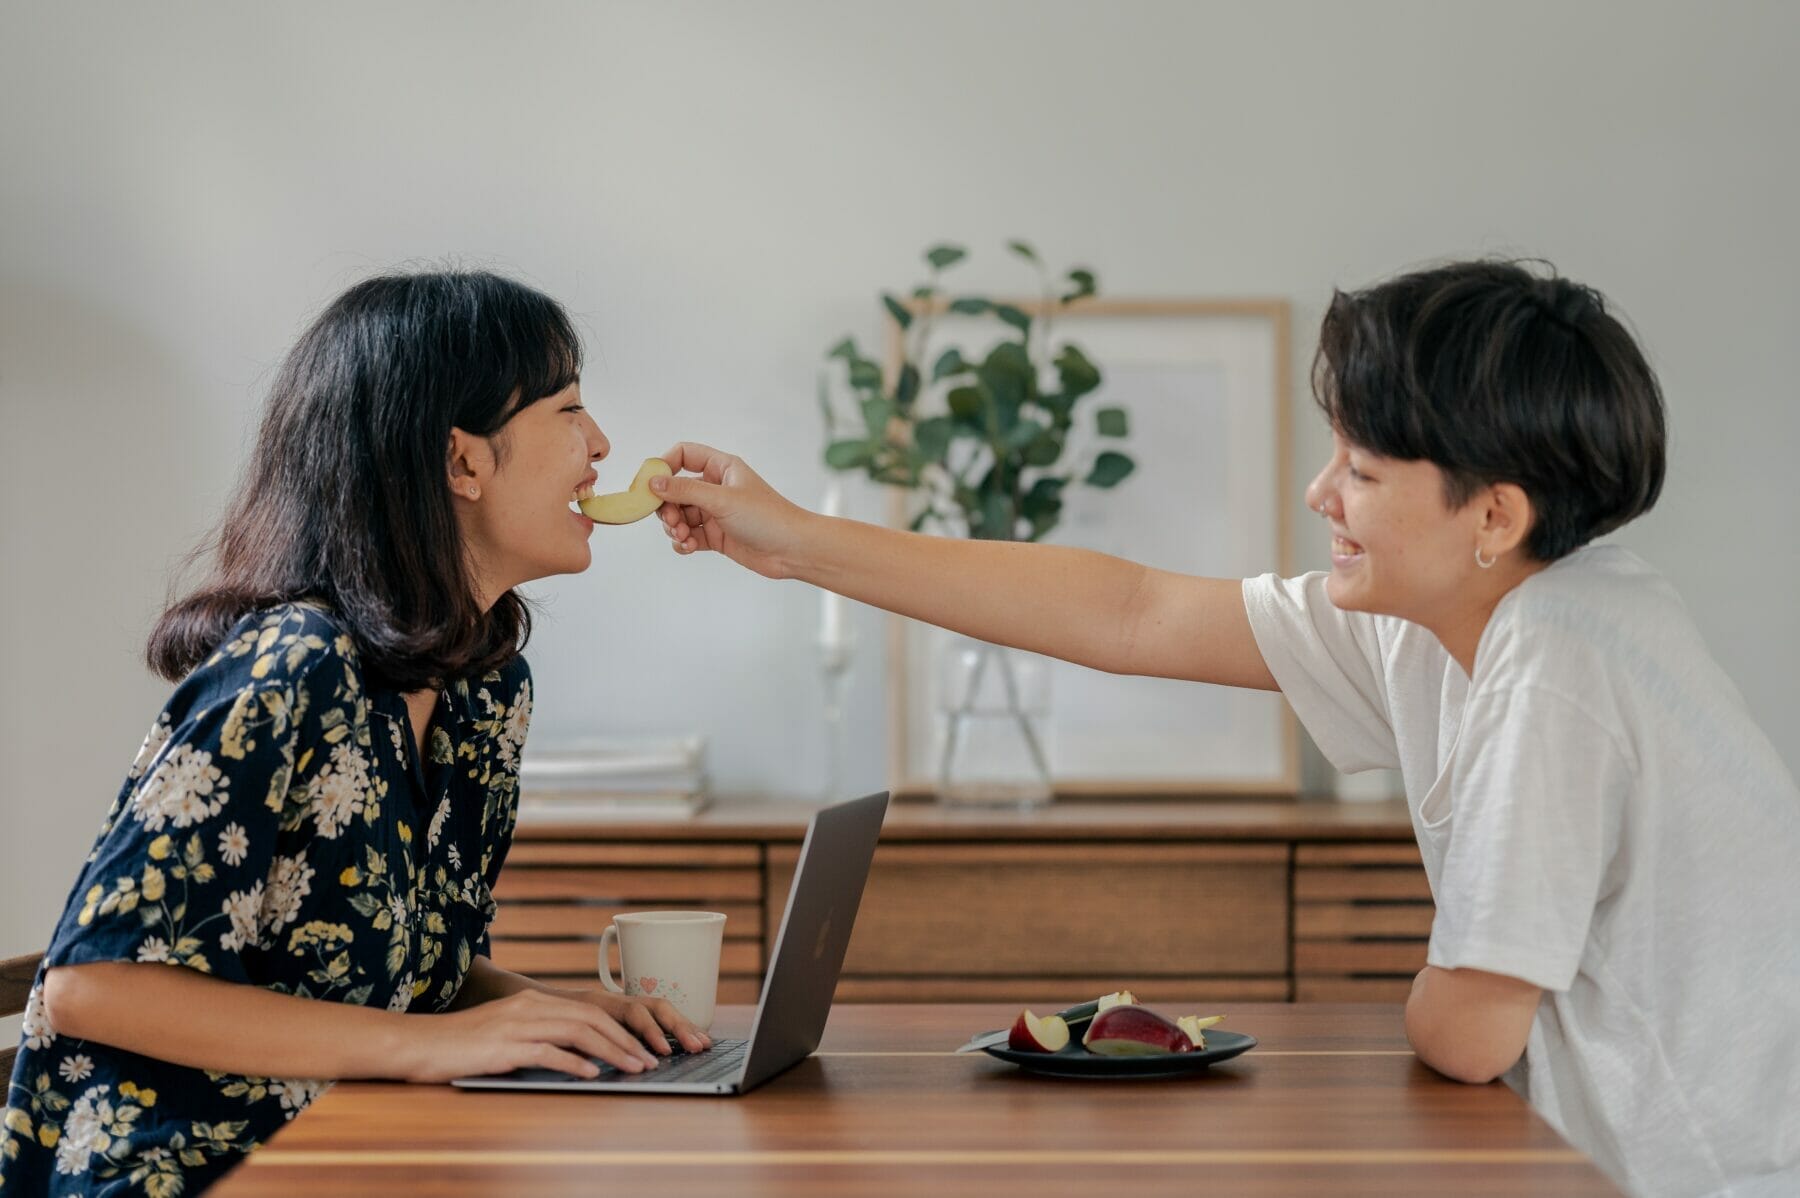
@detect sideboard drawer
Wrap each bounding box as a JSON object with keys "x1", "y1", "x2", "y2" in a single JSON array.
[
  {"x1": 767, "y1": 842, "x2": 1289, "y2": 980},
  {"x1": 1293, "y1": 842, "x2": 1434, "y2": 1002}
]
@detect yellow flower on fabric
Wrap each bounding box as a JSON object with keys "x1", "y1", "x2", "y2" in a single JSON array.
[
  {"x1": 148, "y1": 835, "x2": 172, "y2": 861},
  {"x1": 339, "y1": 866, "x2": 360, "y2": 886},
  {"x1": 141, "y1": 866, "x2": 166, "y2": 902},
  {"x1": 396, "y1": 822, "x2": 411, "y2": 843},
  {"x1": 36, "y1": 1124, "x2": 57, "y2": 1148},
  {"x1": 3, "y1": 1108, "x2": 30, "y2": 1135}
]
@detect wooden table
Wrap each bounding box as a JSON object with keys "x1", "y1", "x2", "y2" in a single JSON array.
[{"x1": 215, "y1": 1004, "x2": 1619, "y2": 1196}]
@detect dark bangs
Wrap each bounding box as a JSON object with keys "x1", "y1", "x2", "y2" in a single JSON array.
[{"x1": 149, "y1": 269, "x2": 585, "y2": 689}]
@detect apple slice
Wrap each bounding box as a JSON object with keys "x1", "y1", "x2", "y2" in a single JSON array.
[
  {"x1": 1082, "y1": 1005, "x2": 1194, "y2": 1056},
  {"x1": 578, "y1": 458, "x2": 673, "y2": 525},
  {"x1": 1177, "y1": 1014, "x2": 1224, "y2": 1050},
  {"x1": 1007, "y1": 1009, "x2": 1071, "y2": 1053},
  {"x1": 1094, "y1": 989, "x2": 1140, "y2": 1013}
]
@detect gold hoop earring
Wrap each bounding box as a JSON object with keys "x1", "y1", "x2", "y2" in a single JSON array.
[{"x1": 1475, "y1": 546, "x2": 1496, "y2": 569}]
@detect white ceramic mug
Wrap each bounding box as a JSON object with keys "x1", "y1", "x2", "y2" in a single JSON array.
[{"x1": 598, "y1": 911, "x2": 727, "y2": 1029}]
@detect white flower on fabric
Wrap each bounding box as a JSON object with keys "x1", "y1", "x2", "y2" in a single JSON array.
[
  {"x1": 307, "y1": 742, "x2": 374, "y2": 838},
  {"x1": 260, "y1": 853, "x2": 314, "y2": 934},
  {"x1": 387, "y1": 975, "x2": 414, "y2": 1012},
  {"x1": 217, "y1": 822, "x2": 250, "y2": 867},
  {"x1": 59, "y1": 1054, "x2": 95, "y2": 1084},
  {"x1": 427, "y1": 795, "x2": 450, "y2": 851},
  {"x1": 135, "y1": 937, "x2": 172, "y2": 964},
  {"x1": 54, "y1": 1085, "x2": 114, "y2": 1176},
  {"x1": 446, "y1": 843, "x2": 462, "y2": 872},
  {"x1": 127, "y1": 715, "x2": 173, "y2": 780},
  {"x1": 21, "y1": 983, "x2": 55, "y2": 1050},
  {"x1": 496, "y1": 680, "x2": 532, "y2": 768},
  {"x1": 271, "y1": 1077, "x2": 327, "y2": 1113},
  {"x1": 131, "y1": 744, "x2": 229, "y2": 831},
  {"x1": 220, "y1": 882, "x2": 265, "y2": 953},
  {"x1": 387, "y1": 895, "x2": 409, "y2": 929}
]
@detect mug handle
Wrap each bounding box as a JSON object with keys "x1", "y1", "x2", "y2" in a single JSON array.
[{"x1": 598, "y1": 925, "x2": 625, "y2": 993}]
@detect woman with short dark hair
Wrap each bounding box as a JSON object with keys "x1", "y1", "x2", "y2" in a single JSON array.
[
  {"x1": 2, "y1": 270, "x2": 708, "y2": 1196},
  {"x1": 643, "y1": 260, "x2": 1799, "y2": 1198}
]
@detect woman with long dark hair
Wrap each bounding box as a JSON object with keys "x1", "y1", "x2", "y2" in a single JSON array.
[{"x1": 2, "y1": 270, "x2": 708, "y2": 1195}]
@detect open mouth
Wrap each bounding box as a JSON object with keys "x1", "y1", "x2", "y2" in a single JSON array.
[
  {"x1": 1331, "y1": 534, "x2": 1364, "y2": 562},
  {"x1": 569, "y1": 483, "x2": 596, "y2": 517}
]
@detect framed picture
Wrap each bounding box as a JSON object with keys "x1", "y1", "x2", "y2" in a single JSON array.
[{"x1": 882, "y1": 298, "x2": 1299, "y2": 798}]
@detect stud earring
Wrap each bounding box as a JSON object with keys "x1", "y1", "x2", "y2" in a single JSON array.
[{"x1": 1475, "y1": 546, "x2": 1496, "y2": 569}]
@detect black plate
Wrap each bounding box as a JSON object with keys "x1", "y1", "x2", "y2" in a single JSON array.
[{"x1": 982, "y1": 1028, "x2": 1257, "y2": 1079}]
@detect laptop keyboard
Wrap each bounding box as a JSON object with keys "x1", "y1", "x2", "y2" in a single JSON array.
[{"x1": 593, "y1": 1038, "x2": 749, "y2": 1084}]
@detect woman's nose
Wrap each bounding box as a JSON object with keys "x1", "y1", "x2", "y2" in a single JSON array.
[
  {"x1": 1304, "y1": 471, "x2": 1332, "y2": 516},
  {"x1": 588, "y1": 422, "x2": 610, "y2": 462}
]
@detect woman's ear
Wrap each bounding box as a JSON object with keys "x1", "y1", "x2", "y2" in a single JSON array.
[
  {"x1": 1482, "y1": 482, "x2": 1535, "y2": 556},
  {"x1": 447, "y1": 427, "x2": 495, "y2": 501}
]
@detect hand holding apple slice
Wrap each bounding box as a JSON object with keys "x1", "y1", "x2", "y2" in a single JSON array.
[
  {"x1": 1007, "y1": 1010, "x2": 1072, "y2": 1053},
  {"x1": 577, "y1": 458, "x2": 673, "y2": 525}
]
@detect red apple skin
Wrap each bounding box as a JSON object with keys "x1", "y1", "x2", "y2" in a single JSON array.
[
  {"x1": 1082, "y1": 1005, "x2": 1195, "y2": 1056},
  {"x1": 1008, "y1": 1010, "x2": 1069, "y2": 1053}
]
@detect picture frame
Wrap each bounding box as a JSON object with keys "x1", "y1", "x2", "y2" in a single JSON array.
[{"x1": 882, "y1": 298, "x2": 1300, "y2": 798}]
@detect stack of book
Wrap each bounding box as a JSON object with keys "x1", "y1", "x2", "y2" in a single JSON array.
[{"x1": 516, "y1": 735, "x2": 709, "y2": 821}]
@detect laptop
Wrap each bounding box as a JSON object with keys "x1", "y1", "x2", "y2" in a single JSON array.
[{"x1": 453, "y1": 790, "x2": 889, "y2": 1095}]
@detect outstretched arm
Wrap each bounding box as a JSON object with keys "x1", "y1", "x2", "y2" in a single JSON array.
[{"x1": 652, "y1": 442, "x2": 1276, "y2": 690}]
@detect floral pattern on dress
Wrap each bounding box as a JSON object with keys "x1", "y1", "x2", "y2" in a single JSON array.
[{"x1": 1, "y1": 603, "x2": 531, "y2": 1196}]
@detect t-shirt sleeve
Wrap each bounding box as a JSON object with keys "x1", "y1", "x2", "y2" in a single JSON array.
[
  {"x1": 1241, "y1": 572, "x2": 1401, "y2": 772},
  {"x1": 1427, "y1": 686, "x2": 1630, "y2": 992},
  {"x1": 44, "y1": 613, "x2": 345, "y2": 986}
]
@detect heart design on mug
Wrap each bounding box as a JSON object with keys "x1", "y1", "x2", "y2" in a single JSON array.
[{"x1": 638, "y1": 976, "x2": 659, "y2": 993}]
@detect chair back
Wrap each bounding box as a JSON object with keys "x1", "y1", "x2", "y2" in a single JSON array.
[{"x1": 1, "y1": 952, "x2": 46, "y2": 1078}]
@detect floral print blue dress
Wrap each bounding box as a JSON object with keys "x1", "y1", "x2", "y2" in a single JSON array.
[{"x1": 1, "y1": 603, "x2": 531, "y2": 1196}]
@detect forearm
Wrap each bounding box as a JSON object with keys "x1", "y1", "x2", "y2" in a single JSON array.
[
  {"x1": 790, "y1": 511, "x2": 1154, "y2": 673},
  {"x1": 44, "y1": 961, "x2": 420, "y2": 1080}
]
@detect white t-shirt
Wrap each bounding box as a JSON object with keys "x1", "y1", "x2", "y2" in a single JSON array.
[{"x1": 1243, "y1": 545, "x2": 1800, "y2": 1198}]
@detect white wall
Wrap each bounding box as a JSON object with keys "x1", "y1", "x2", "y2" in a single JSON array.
[{"x1": 4, "y1": 0, "x2": 1797, "y2": 959}]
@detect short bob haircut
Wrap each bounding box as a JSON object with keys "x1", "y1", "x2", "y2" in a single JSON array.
[
  {"x1": 149, "y1": 269, "x2": 582, "y2": 690},
  {"x1": 1313, "y1": 259, "x2": 1666, "y2": 562}
]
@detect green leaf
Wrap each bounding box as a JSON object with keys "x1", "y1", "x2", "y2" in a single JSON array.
[
  {"x1": 948, "y1": 297, "x2": 992, "y2": 316},
  {"x1": 978, "y1": 341, "x2": 1033, "y2": 415},
  {"x1": 826, "y1": 336, "x2": 859, "y2": 361},
  {"x1": 993, "y1": 303, "x2": 1032, "y2": 335},
  {"x1": 979, "y1": 490, "x2": 1012, "y2": 540},
  {"x1": 882, "y1": 292, "x2": 912, "y2": 332},
  {"x1": 1096, "y1": 407, "x2": 1128, "y2": 437},
  {"x1": 911, "y1": 284, "x2": 937, "y2": 300},
  {"x1": 894, "y1": 363, "x2": 921, "y2": 408},
  {"x1": 1007, "y1": 239, "x2": 1039, "y2": 263},
  {"x1": 825, "y1": 438, "x2": 874, "y2": 469},
  {"x1": 1004, "y1": 418, "x2": 1047, "y2": 451},
  {"x1": 1061, "y1": 268, "x2": 1097, "y2": 303},
  {"x1": 847, "y1": 359, "x2": 882, "y2": 391},
  {"x1": 1055, "y1": 343, "x2": 1101, "y2": 401},
  {"x1": 1085, "y1": 451, "x2": 1136, "y2": 488},
  {"x1": 1023, "y1": 430, "x2": 1063, "y2": 466},
  {"x1": 932, "y1": 347, "x2": 968, "y2": 382},
  {"x1": 914, "y1": 416, "x2": 955, "y2": 464},
  {"x1": 861, "y1": 396, "x2": 895, "y2": 437},
  {"x1": 908, "y1": 507, "x2": 935, "y2": 532},
  {"x1": 926, "y1": 244, "x2": 967, "y2": 270},
  {"x1": 947, "y1": 385, "x2": 986, "y2": 427}
]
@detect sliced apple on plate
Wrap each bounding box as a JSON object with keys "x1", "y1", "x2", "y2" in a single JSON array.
[
  {"x1": 577, "y1": 457, "x2": 672, "y2": 525},
  {"x1": 1007, "y1": 1009, "x2": 1072, "y2": 1053},
  {"x1": 1082, "y1": 1004, "x2": 1194, "y2": 1057},
  {"x1": 1094, "y1": 989, "x2": 1140, "y2": 1013},
  {"x1": 1176, "y1": 1014, "x2": 1224, "y2": 1050}
]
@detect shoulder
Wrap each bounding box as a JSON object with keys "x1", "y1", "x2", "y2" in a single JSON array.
[
  {"x1": 1482, "y1": 546, "x2": 1694, "y2": 671},
  {"x1": 172, "y1": 602, "x2": 366, "y2": 718}
]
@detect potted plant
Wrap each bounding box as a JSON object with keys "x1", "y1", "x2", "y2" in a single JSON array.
[{"x1": 817, "y1": 242, "x2": 1137, "y2": 807}]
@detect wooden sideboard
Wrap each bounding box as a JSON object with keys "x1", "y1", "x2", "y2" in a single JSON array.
[{"x1": 489, "y1": 799, "x2": 1433, "y2": 1003}]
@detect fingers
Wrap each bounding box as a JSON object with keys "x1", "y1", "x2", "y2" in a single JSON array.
[
  {"x1": 617, "y1": 1002, "x2": 672, "y2": 1055},
  {"x1": 660, "y1": 441, "x2": 734, "y2": 477},
  {"x1": 525, "y1": 1042, "x2": 606, "y2": 1079},
  {"x1": 531, "y1": 1018, "x2": 656, "y2": 1073},
  {"x1": 644, "y1": 997, "x2": 711, "y2": 1052}
]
